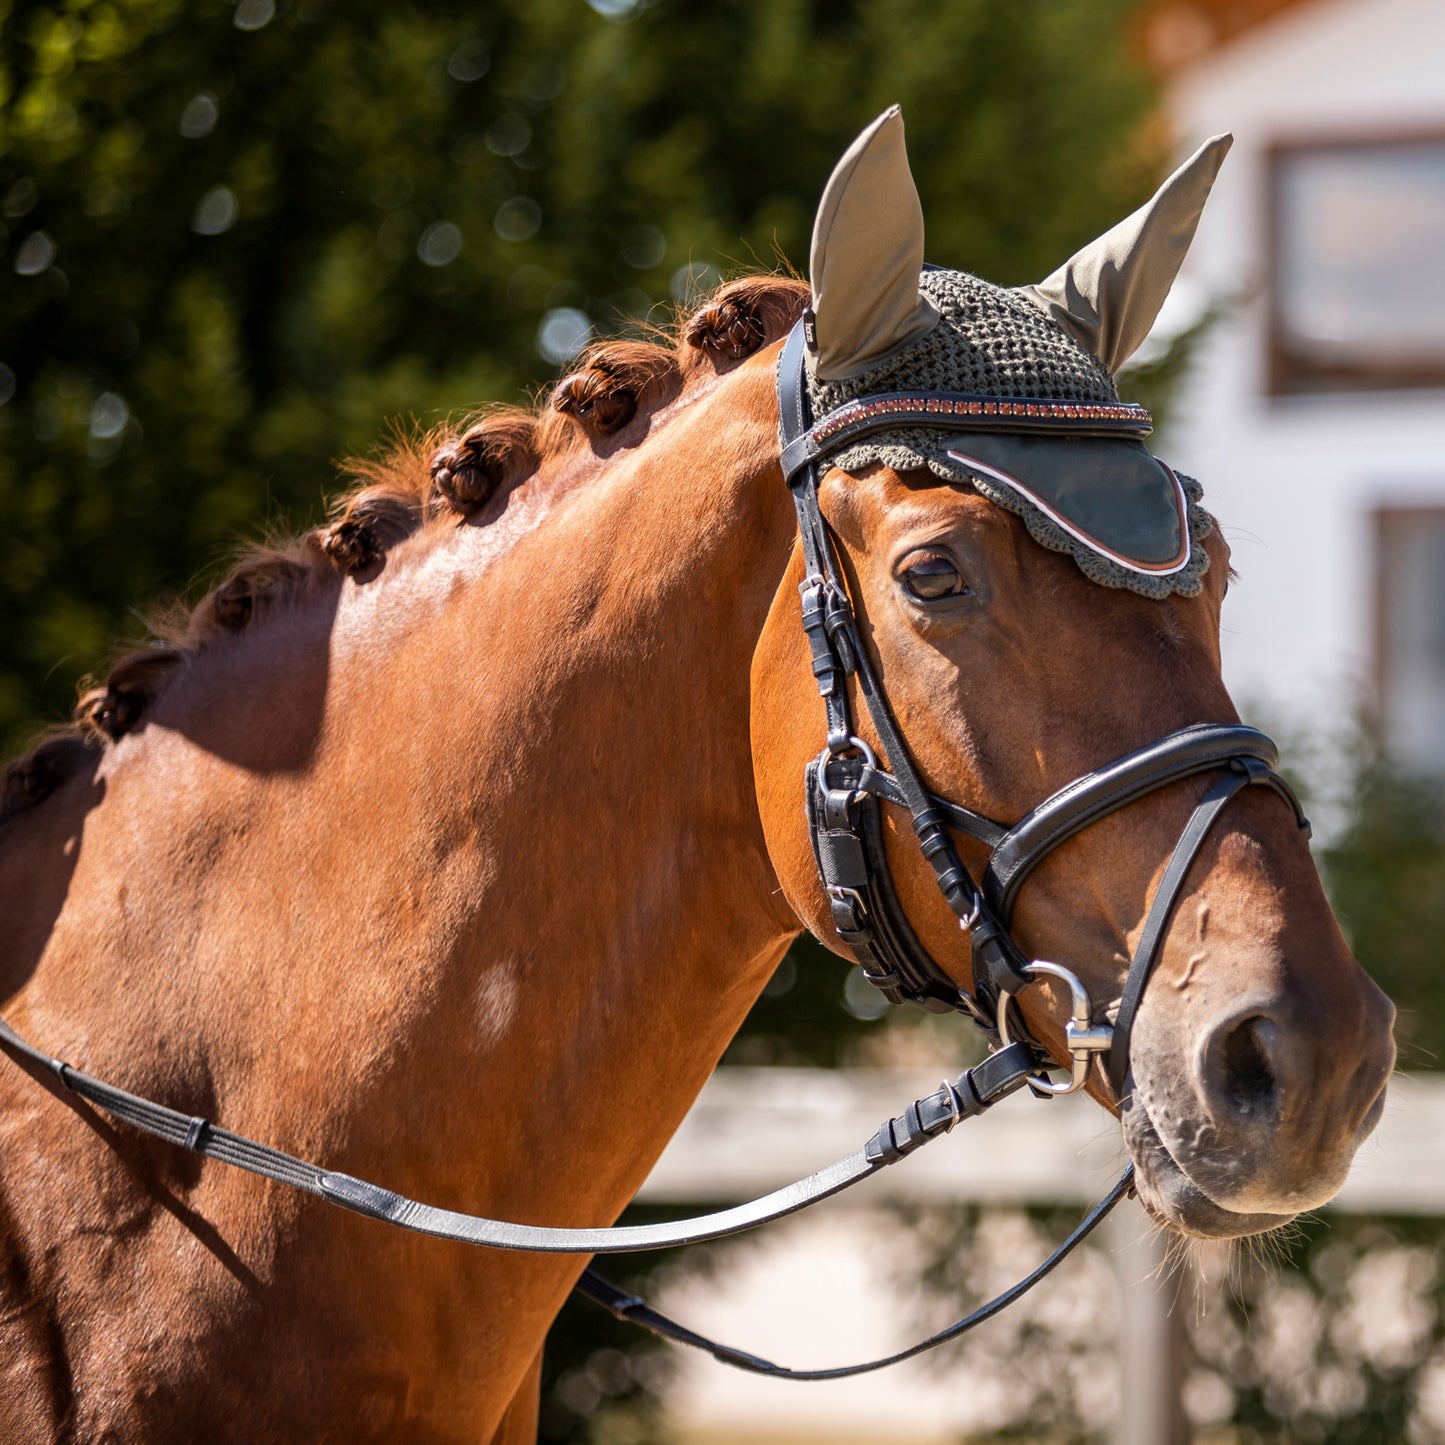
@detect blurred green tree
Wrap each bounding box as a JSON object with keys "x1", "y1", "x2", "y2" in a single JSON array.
[{"x1": 0, "y1": 0, "x2": 1158, "y2": 755}]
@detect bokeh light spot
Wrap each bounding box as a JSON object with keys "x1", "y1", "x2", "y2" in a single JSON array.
[
  {"x1": 485, "y1": 115, "x2": 532, "y2": 159},
  {"x1": 192, "y1": 187, "x2": 238, "y2": 236},
  {"x1": 447, "y1": 39, "x2": 490, "y2": 83},
  {"x1": 670, "y1": 261, "x2": 721, "y2": 302},
  {"x1": 417, "y1": 221, "x2": 463, "y2": 268},
  {"x1": 537, "y1": 308, "x2": 592, "y2": 365},
  {"x1": 233, "y1": 0, "x2": 275, "y2": 31},
  {"x1": 495, "y1": 198, "x2": 542, "y2": 243},
  {"x1": 13, "y1": 232, "x2": 54, "y2": 276},
  {"x1": 180, "y1": 95, "x2": 219, "y2": 139},
  {"x1": 843, "y1": 968, "x2": 890, "y2": 1020},
  {"x1": 89, "y1": 393, "x2": 129, "y2": 440},
  {"x1": 4, "y1": 179, "x2": 37, "y2": 219},
  {"x1": 587, "y1": 0, "x2": 643, "y2": 19}
]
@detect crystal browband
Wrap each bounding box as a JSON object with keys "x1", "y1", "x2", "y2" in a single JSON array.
[
  {"x1": 815, "y1": 393, "x2": 1153, "y2": 442},
  {"x1": 779, "y1": 389, "x2": 1153, "y2": 486}
]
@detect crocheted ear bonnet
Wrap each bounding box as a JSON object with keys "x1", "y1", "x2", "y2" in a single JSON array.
[{"x1": 798, "y1": 109, "x2": 1231, "y2": 600}]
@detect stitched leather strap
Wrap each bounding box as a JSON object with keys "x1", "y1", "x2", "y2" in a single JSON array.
[
  {"x1": 822, "y1": 752, "x2": 1007, "y2": 849},
  {"x1": 982, "y1": 724, "x2": 1308, "y2": 925},
  {"x1": 1107, "y1": 760, "x2": 1293, "y2": 1096},
  {"x1": 0, "y1": 1015, "x2": 1036, "y2": 1255}
]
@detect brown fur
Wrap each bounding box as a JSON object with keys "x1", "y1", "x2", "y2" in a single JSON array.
[{"x1": 0, "y1": 270, "x2": 1392, "y2": 1443}]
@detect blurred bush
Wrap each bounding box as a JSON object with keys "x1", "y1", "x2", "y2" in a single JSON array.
[
  {"x1": 1189, "y1": 1210, "x2": 1445, "y2": 1445},
  {"x1": 1319, "y1": 739, "x2": 1445, "y2": 1070},
  {"x1": 0, "y1": 0, "x2": 1158, "y2": 753}
]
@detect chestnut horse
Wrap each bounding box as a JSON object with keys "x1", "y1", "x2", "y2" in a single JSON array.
[{"x1": 0, "y1": 135, "x2": 1394, "y2": 1441}]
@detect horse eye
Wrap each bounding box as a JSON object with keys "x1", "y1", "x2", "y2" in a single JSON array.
[{"x1": 901, "y1": 552, "x2": 966, "y2": 602}]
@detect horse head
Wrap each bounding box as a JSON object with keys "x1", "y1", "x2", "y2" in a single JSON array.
[{"x1": 752, "y1": 108, "x2": 1395, "y2": 1240}]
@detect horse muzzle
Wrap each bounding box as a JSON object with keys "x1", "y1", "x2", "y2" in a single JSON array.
[{"x1": 1120, "y1": 982, "x2": 1396, "y2": 1238}]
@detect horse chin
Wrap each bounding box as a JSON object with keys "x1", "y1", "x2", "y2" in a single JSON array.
[{"x1": 1120, "y1": 1091, "x2": 1298, "y2": 1240}]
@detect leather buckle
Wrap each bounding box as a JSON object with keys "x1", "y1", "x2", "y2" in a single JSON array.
[{"x1": 827, "y1": 884, "x2": 868, "y2": 934}]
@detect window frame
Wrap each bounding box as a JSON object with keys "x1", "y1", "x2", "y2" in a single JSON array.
[
  {"x1": 1265, "y1": 128, "x2": 1445, "y2": 396},
  {"x1": 1373, "y1": 504, "x2": 1445, "y2": 774}
]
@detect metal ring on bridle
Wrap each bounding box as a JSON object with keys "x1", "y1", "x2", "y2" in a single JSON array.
[
  {"x1": 820, "y1": 734, "x2": 878, "y2": 767},
  {"x1": 995, "y1": 961, "x2": 1114, "y2": 1096}
]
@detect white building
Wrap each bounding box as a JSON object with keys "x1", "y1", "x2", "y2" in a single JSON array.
[{"x1": 1154, "y1": 0, "x2": 1445, "y2": 771}]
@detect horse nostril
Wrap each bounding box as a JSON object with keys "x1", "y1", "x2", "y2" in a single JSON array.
[{"x1": 1216, "y1": 1014, "x2": 1279, "y2": 1120}]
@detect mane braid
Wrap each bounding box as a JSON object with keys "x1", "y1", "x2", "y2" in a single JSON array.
[{"x1": 0, "y1": 274, "x2": 810, "y2": 822}]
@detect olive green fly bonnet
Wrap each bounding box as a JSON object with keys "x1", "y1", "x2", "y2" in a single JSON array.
[{"x1": 797, "y1": 108, "x2": 1231, "y2": 599}]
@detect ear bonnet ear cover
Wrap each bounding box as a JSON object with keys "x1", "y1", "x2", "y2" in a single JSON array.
[{"x1": 800, "y1": 115, "x2": 1221, "y2": 600}]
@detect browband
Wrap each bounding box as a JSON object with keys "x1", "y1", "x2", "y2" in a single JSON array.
[{"x1": 780, "y1": 391, "x2": 1152, "y2": 482}]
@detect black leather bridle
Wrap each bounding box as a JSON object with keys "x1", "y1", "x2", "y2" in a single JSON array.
[
  {"x1": 776, "y1": 317, "x2": 1309, "y2": 1099},
  {"x1": 0, "y1": 317, "x2": 1313, "y2": 1382}
]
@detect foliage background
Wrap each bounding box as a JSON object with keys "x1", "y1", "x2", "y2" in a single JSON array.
[
  {"x1": 3, "y1": 1, "x2": 1444, "y2": 1441},
  {"x1": 0, "y1": 0, "x2": 1157, "y2": 753}
]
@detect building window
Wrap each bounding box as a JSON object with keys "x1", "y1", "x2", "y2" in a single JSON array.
[
  {"x1": 1268, "y1": 134, "x2": 1445, "y2": 394},
  {"x1": 1376, "y1": 507, "x2": 1445, "y2": 774}
]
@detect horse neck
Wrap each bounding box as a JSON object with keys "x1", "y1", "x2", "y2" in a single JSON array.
[{"x1": 6, "y1": 352, "x2": 802, "y2": 1226}]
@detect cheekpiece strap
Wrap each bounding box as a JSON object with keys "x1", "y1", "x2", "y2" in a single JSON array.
[{"x1": 779, "y1": 320, "x2": 1037, "y2": 1029}]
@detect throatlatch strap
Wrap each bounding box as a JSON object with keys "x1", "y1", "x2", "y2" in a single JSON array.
[{"x1": 574, "y1": 1165, "x2": 1135, "y2": 1380}]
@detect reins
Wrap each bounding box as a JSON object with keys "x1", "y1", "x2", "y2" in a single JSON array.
[
  {"x1": 573, "y1": 1166, "x2": 1136, "y2": 1380},
  {"x1": 0, "y1": 1017, "x2": 1042, "y2": 1256},
  {"x1": 0, "y1": 1008, "x2": 1134, "y2": 1374},
  {"x1": 0, "y1": 317, "x2": 1312, "y2": 1381}
]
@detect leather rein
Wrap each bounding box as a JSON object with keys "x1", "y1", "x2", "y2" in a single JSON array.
[{"x1": 0, "y1": 317, "x2": 1310, "y2": 1381}]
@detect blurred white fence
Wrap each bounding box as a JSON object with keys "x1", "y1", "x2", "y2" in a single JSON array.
[
  {"x1": 640, "y1": 1067, "x2": 1445, "y2": 1212},
  {"x1": 633, "y1": 1069, "x2": 1445, "y2": 1445}
]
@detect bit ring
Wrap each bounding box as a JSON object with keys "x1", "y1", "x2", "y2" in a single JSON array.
[{"x1": 996, "y1": 960, "x2": 1114, "y2": 1096}]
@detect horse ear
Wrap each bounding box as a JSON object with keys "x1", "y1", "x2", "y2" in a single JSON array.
[
  {"x1": 809, "y1": 106, "x2": 940, "y2": 382},
  {"x1": 1017, "y1": 134, "x2": 1233, "y2": 375}
]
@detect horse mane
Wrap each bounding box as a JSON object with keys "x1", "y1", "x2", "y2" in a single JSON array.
[{"x1": 0, "y1": 275, "x2": 810, "y2": 826}]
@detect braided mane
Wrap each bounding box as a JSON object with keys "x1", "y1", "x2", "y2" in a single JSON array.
[{"x1": 1, "y1": 275, "x2": 809, "y2": 825}]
